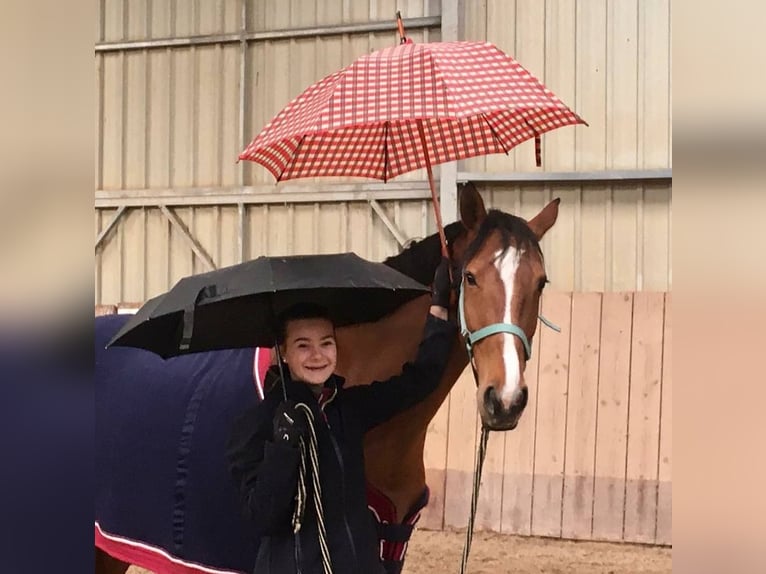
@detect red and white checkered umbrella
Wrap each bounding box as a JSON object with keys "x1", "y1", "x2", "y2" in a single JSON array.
[{"x1": 239, "y1": 37, "x2": 585, "y2": 254}]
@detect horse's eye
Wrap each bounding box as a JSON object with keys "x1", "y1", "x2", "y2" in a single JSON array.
[
  {"x1": 465, "y1": 271, "x2": 477, "y2": 286},
  {"x1": 538, "y1": 277, "x2": 549, "y2": 292}
]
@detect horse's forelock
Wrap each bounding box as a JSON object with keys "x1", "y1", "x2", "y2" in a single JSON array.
[{"x1": 462, "y1": 210, "x2": 542, "y2": 269}]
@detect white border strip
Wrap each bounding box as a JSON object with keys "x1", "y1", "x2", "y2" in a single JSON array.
[
  {"x1": 95, "y1": 522, "x2": 242, "y2": 574},
  {"x1": 253, "y1": 348, "x2": 265, "y2": 400}
]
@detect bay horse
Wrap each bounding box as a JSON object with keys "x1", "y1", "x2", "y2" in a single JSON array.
[{"x1": 95, "y1": 183, "x2": 559, "y2": 574}]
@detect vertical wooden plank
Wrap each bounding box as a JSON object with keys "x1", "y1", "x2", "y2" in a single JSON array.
[
  {"x1": 171, "y1": 48, "x2": 194, "y2": 187},
  {"x1": 485, "y1": 0, "x2": 515, "y2": 173},
  {"x1": 561, "y1": 293, "x2": 602, "y2": 539},
  {"x1": 443, "y1": 368, "x2": 479, "y2": 529},
  {"x1": 606, "y1": 0, "x2": 638, "y2": 169},
  {"x1": 543, "y1": 0, "x2": 575, "y2": 172},
  {"x1": 197, "y1": 45, "x2": 221, "y2": 186},
  {"x1": 220, "y1": 44, "x2": 240, "y2": 186},
  {"x1": 637, "y1": 0, "x2": 671, "y2": 169},
  {"x1": 292, "y1": 204, "x2": 315, "y2": 255},
  {"x1": 169, "y1": 207, "x2": 194, "y2": 286},
  {"x1": 145, "y1": 207, "x2": 170, "y2": 299},
  {"x1": 512, "y1": 0, "x2": 546, "y2": 172},
  {"x1": 575, "y1": 0, "x2": 607, "y2": 171},
  {"x1": 95, "y1": 211, "x2": 102, "y2": 305},
  {"x1": 95, "y1": 55, "x2": 104, "y2": 191},
  {"x1": 656, "y1": 293, "x2": 672, "y2": 544},
  {"x1": 421, "y1": 397, "x2": 450, "y2": 530},
  {"x1": 147, "y1": 49, "x2": 170, "y2": 188},
  {"x1": 476, "y1": 411, "x2": 505, "y2": 532},
  {"x1": 193, "y1": 207, "x2": 218, "y2": 274},
  {"x1": 121, "y1": 208, "x2": 146, "y2": 303},
  {"x1": 531, "y1": 292, "x2": 572, "y2": 537},
  {"x1": 500, "y1": 331, "x2": 541, "y2": 535},
  {"x1": 642, "y1": 184, "x2": 671, "y2": 291},
  {"x1": 623, "y1": 292, "x2": 664, "y2": 543},
  {"x1": 547, "y1": 186, "x2": 577, "y2": 292},
  {"x1": 99, "y1": 208, "x2": 123, "y2": 305},
  {"x1": 124, "y1": 38, "x2": 147, "y2": 187},
  {"x1": 610, "y1": 186, "x2": 639, "y2": 291},
  {"x1": 592, "y1": 292, "x2": 633, "y2": 541},
  {"x1": 580, "y1": 187, "x2": 608, "y2": 291},
  {"x1": 101, "y1": 53, "x2": 124, "y2": 189}
]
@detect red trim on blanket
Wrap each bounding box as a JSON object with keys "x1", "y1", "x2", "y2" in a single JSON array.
[
  {"x1": 366, "y1": 484, "x2": 427, "y2": 563},
  {"x1": 95, "y1": 522, "x2": 244, "y2": 574}
]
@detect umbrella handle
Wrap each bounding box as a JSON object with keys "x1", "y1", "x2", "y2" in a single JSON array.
[{"x1": 396, "y1": 11, "x2": 407, "y2": 44}]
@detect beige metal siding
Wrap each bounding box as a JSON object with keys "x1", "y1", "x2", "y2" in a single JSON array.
[
  {"x1": 95, "y1": 0, "x2": 671, "y2": 303},
  {"x1": 477, "y1": 182, "x2": 671, "y2": 292},
  {"x1": 96, "y1": 0, "x2": 440, "y2": 190},
  {"x1": 461, "y1": 0, "x2": 672, "y2": 174},
  {"x1": 95, "y1": 198, "x2": 435, "y2": 305}
]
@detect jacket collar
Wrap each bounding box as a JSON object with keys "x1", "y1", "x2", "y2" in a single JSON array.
[{"x1": 264, "y1": 364, "x2": 344, "y2": 410}]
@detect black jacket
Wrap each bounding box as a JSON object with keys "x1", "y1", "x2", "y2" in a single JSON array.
[{"x1": 226, "y1": 314, "x2": 455, "y2": 574}]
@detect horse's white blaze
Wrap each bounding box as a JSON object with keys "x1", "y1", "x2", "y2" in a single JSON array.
[{"x1": 494, "y1": 247, "x2": 523, "y2": 407}]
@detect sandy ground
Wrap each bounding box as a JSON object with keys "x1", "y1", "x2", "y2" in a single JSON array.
[{"x1": 127, "y1": 529, "x2": 671, "y2": 574}]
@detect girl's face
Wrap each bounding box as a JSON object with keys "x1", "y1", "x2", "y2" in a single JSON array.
[{"x1": 280, "y1": 317, "x2": 337, "y2": 386}]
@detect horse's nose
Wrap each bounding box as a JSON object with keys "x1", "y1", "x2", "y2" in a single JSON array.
[
  {"x1": 513, "y1": 385, "x2": 528, "y2": 411},
  {"x1": 484, "y1": 385, "x2": 529, "y2": 417}
]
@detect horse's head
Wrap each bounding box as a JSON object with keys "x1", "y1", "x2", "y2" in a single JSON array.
[{"x1": 450, "y1": 184, "x2": 559, "y2": 431}]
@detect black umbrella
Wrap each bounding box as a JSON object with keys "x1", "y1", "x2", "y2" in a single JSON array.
[{"x1": 106, "y1": 252, "x2": 430, "y2": 358}]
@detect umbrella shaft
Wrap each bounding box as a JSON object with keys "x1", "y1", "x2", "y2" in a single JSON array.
[{"x1": 417, "y1": 120, "x2": 449, "y2": 259}]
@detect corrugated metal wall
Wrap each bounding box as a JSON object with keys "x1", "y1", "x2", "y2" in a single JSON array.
[
  {"x1": 95, "y1": 198, "x2": 437, "y2": 304},
  {"x1": 460, "y1": 0, "x2": 672, "y2": 173},
  {"x1": 95, "y1": 0, "x2": 439, "y2": 192},
  {"x1": 95, "y1": 0, "x2": 671, "y2": 305},
  {"x1": 477, "y1": 182, "x2": 672, "y2": 292}
]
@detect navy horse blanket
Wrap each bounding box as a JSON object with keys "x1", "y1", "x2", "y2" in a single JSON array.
[
  {"x1": 95, "y1": 314, "x2": 428, "y2": 574},
  {"x1": 95, "y1": 314, "x2": 269, "y2": 574}
]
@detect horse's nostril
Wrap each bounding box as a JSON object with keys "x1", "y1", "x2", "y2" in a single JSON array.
[
  {"x1": 514, "y1": 386, "x2": 529, "y2": 410},
  {"x1": 484, "y1": 386, "x2": 499, "y2": 416}
]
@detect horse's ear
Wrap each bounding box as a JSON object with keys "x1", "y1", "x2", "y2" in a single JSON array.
[
  {"x1": 527, "y1": 198, "x2": 560, "y2": 240},
  {"x1": 459, "y1": 182, "x2": 487, "y2": 231}
]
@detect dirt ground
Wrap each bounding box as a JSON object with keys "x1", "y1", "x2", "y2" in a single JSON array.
[{"x1": 127, "y1": 529, "x2": 671, "y2": 574}]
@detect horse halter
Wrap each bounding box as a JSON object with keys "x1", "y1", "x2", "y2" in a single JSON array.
[{"x1": 456, "y1": 274, "x2": 561, "y2": 366}]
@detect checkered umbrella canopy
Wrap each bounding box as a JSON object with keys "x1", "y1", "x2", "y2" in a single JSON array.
[{"x1": 239, "y1": 40, "x2": 586, "y2": 182}]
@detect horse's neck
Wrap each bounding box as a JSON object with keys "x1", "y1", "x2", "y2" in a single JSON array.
[
  {"x1": 336, "y1": 294, "x2": 469, "y2": 520},
  {"x1": 334, "y1": 295, "x2": 431, "y2": 386}
]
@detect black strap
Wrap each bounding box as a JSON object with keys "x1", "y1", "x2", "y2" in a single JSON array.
[
  {"x1": 381, "y1": 559, "x2": 405, "y2": 574},
  {"x1": 375, "y1": 521, "x2": 415, "y2": 543},
  {"x1": 179, "y1": 285, "x2": 219, "y2": 351}
]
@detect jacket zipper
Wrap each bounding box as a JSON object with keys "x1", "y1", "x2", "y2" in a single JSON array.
[{"x1": 327, "y1": 429, "x2": 359, "y2": 566}]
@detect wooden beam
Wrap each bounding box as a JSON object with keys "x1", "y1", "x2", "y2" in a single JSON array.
[
  {"x1": 159, "y1": 205, "x2": 217, "y2": 271},
  {"x1": 94, "y1": 205, "x2": 127, "y2": 251},
  {"x1": 369, "y1": 199, "x2": 409, "y2": 247}
]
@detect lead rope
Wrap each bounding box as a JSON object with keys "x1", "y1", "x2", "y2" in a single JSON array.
[
  {"x1": 459, "y1": 425, "x2": 490, "y2": 574},
  {"x1": 292, "y1": 404, "x2": 333, "y2": 574}
]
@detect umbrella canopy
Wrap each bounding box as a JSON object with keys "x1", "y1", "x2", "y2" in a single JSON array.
[
  {"x1": 239, "y1": 39, "x2": 586, "y2": 182},
  {"x1": 107, "y1": 252, "x2": 430, "y2": 357}
]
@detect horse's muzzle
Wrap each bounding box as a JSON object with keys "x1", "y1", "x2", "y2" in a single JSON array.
[{"x1": 481, "y1": 385, "x2": 528, "y2": 430}]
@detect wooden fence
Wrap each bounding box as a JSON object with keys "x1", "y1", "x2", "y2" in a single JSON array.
[
  {"x1": 95, "y1": 291, "x2": 671, "y2": 546},
  {"x1": 420, "y1": 291, "x2": 671, "y2": 546}
]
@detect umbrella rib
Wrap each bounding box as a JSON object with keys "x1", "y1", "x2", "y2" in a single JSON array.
[
  {"x1": 278, "y1": 135, "x2": 307, "y2": 182},
  {"x1": 479, "y1": 112, "x2": 511, "y2": 156},
  {"x1": 382, "y1": 121, "x2": 390, "y2": 182}
]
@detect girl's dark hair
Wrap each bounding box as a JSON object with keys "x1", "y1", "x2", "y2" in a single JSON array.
[{"x1": 276, "y1": 302, "x2": 334, "y2": 344}]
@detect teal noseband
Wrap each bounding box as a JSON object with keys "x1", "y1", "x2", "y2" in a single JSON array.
[{"x1": 457, "y1": 280, "x2": 561, "y2": 361}]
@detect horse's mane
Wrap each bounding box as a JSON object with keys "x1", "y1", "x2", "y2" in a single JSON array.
[
  {"x1": 462, "y1": 209, "x2": 542, "y2": 264},
  {"x1": 383, "y1": 221, "x2": 464, "y2": 285}
]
